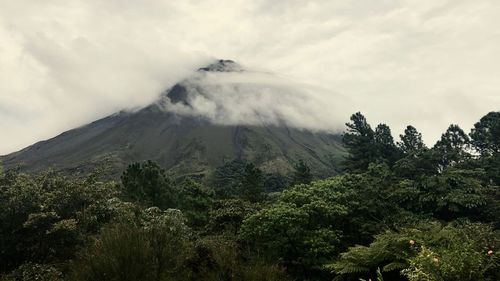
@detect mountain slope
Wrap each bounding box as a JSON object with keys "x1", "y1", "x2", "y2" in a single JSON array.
[{"x1": 1, "y1": 60, "x2": 346, "y2": 177}]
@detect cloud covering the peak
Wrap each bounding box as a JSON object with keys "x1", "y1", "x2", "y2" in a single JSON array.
[
  {"x1": 160, "y1": 69, "x2": 349, "y2": 131},
  {"x1": 1, "y1": 0, "x2": 500, "y2": 154}
]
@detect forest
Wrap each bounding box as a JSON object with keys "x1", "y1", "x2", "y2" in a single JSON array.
[{"x1": 0, "y1": 111, "x2": 498, "y2": 281}]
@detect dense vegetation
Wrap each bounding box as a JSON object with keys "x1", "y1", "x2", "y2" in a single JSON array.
[{"x1": 1, "y1": 111, "x2": 498, "y2": 281}]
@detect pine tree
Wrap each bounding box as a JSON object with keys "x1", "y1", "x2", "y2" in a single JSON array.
[
  {"x1": 374, "y1": 124, "x2": 401, "y2": 164},
  {"x1": 398, "y1": 125, "x2": 427, "y2": 155},
  {"x1": 239, "y1": 163, "x2": 264, "y2": 203},
  {"x1": 121, "y1": 160, "x2": 176, "y2": 209},
  {"x1": 292, "y1": 159, "x2": 313, "y2": 185},
  {"x1": 432, "y1": 124, "x2": 470, "y2": 170},
  {"x1": 469, "y1": 111, "x2": 500, "y2": 156},
  {"x1": 343, "y1": 112, "x2": 377, "y2": 172}
]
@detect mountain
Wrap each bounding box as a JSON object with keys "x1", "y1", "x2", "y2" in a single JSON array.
[{"x1": 1, "y1": 60, "x2": 346, "y2": 178}]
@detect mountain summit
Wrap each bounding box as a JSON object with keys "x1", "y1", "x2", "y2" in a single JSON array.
[
  {"x1": 1, "y1": 60, "x2": 345, "y2": 177},
  {"x1": 197, "y1": 59, "x2": 243, "y2": 72}
]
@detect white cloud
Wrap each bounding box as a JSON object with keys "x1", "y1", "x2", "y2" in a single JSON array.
[
  {"x1": 0, "y1": 0, "x2": 499, "y2": 154},
  {"x1": 160, "y1": 69, "x2": 350, "y2": 131}
]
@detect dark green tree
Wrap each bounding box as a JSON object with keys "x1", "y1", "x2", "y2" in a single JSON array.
[
  {"x1": 432, "y1": 124, "x2": 470, "y2": 170},
  {"x1": 178, "y1": 179, "x2": 214, "y2": 228},
  {"x1": 239, "y1": 163, "x2": 264, "y2": 203},
  {"x1": 469, "y1": 112, "x2": 500, "y2": 185},
  {"x1": 374, "y1": 123, "x2": 401, "y2": 164},
  {"x1": 398, "y1": 125, "x2": 427, "y2": 155},
  {"x1": 0, "y1": 170, "x2": 119, "y2": 273},
  {"x1": 121, "y1": 161, "x2": 176, "y2": 209},
  {"x1": 263, "y1": 173, "x2": 290, "y2": 192},
  {"x1": 209, "y1": 160, "x2": 247, "y2": 199},
  {"x1": 393, "y1": 168, "x2": 494, "y2": 221},
  {"x1": 469, "y1": 111, "x2": 500, "y2": 156},
  {"x1": 208, "y1": 199, "x2": 258, "y2": 235},
  {"x1": 393, "y1": 126, "x2": 434, "y2": 179},
  {"x1": 343, "y1": 112, "x2": 377, "y2": 172},
  {"x1": 292, "y1": 159, "x2": 313, "y2": 185}
]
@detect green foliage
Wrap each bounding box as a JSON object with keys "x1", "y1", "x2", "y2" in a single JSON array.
[
  {"x1": 343, "y1": 112, "x2": 377, "y2": 172},
  {"x1": 402, "y1": 223, "x2": 499, "y2": 281},
  {"x1": 208, "y1": 160, "x2": 265, "y2": 202},
  {"x1": 392, "y1": 168, "x2": 495, "y2": 221},
  {"x1": 263, "y1": 172, "x2": 289, "y2": 192},
  {"x1": 1, "y1": 111, "x2": 499, "y2": 281},
  {"x1": 374, "y1": 123, "x2": 401, "y2": 165},
  {"x1": 432, "y1": 124, "x2": 470, "y2": 170},
  {"x1": 239, "y1": 162, "x2": 265, "y2": 202},
  {"x1": 177, "y1": 178, "x2": 214, "y2": 228},
  {"x1": 398, "y1": 125, "x2": 427, "y2": 155},
  {"x1": 240, "y1": 171, "x2": 401, "y2": 278},
  {"x1": 0, "y1": 170, "x2": 119, "y2": 272},
  {"x1": 209, "y1": 160, "x2": 247, "y2": 198},
  {"x1": 70, "y1": 208, "x2": 190, "y2": 281},
  {"x1": 469, "y1": 111, "x2": 500, "y2": 156},
  {"x1": 292, "y1": 159, "x2": 313, "y2": 185},
  {"x1": 208, "y1": 199, "x2": 258, "y2": 235},
  {"x1": 332, "y1": 221, "x2": 499, "y2": 281},
  {"x1": 121, "y1": 160, "x2": 176, "y2": 209},
  {"x1": 2, "y1": 263, "x2": 63, "y2": 281},
  {"x1": 185, "y1": 235, "x2": 291, "y2": 281}
]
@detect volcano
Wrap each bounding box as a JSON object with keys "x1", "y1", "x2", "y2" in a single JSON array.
[{"x1": 1, "y1": 60, "x2": 345, "y2": 178}]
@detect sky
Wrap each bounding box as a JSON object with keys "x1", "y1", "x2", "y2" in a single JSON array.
[{"x1": 1, "y1": 0, "x2": 499, "y2": 155}]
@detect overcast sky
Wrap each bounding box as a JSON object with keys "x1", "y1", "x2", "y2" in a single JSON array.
[{"x1": 1, "y1": 0, "x2": 499, "y2": 155}]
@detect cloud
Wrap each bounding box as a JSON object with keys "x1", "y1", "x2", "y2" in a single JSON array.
[
  {"x1": 1, "y1": 0, "x2": 499, "y2": 154},
  {"x1": 160, "y1": 67, "x2": 350, "y2": 131}
]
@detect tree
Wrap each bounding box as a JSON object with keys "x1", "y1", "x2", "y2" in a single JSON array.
[
  {"x1": 398, "y1": 125, "x2": 427, "y2": 155},
  {"x1": 71, "y1": 208, "x2": 191, "y2": 281},
  {"x1": 292, "y1": 159, "x2": 313, "y2": 185},
  {"x1": 0, "y1": 170, "x2": 120, "y2": 273},
  {"x1": 343, "y1": 112, "x2": 377, "y2": 172},
  {"x1": 263, "y1": 173, "x2": 289, "y2": 192},
  {"x1": 208, "y1": 199, "x2": 258, "y2": 235},
  {"x1": 239, "y1": 163, "x2": 264, "y2": 203},
  {"x1": 374, "y1": 123, "x2": 401, "y2": 164},
  {"x1": 392, "y1": 168, "x2": 494, "y2": 221},
  {"x1": 209, "y1": 160, "x2": 247, "y2": 199},
  {"x1": 432, "y1": 124, "x2": 470, "y2": 170},
  {"x1": 240, "y1": 176, "x2": 360, "y2": 280},
  {"x1": 470, "y1": 111, "x2": 500, "y2": 156},
  {"x1": 178, "y1": 178, "x2": 214, "y2": 228},
  {"x1": 121, "y1": 161, "x2": 176, "y2": 209}
]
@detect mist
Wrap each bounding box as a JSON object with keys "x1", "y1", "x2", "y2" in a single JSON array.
[{"x1": 159, "y1": 68, "x2": 350, "y2": 133}]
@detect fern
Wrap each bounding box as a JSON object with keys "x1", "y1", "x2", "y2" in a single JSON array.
[{"x1": 382, "y1": 261, "x2": 408, "y2": 272}]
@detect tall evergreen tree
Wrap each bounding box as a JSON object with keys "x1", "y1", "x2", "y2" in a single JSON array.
[
  {"x1": 469, "y1": 111, "x2": 500, "y2": 185},
  {"x1": 469, "y1": 111, "x2": 500, "y2": 156},
  {"x1": 239, "y1": 163, "x2": 264, "y2": 203},
  {"x1": 398, "y1": 125, "x2": 427, "y2": 155},
  {"x1": 292, "y1": 159, "x2": 313, "y2": 185},
  {"x1": 374, "y1": 124, "x2": 401, "y2": 164},
  {"x1": 432, "y1": 125, "x2": 470, "y2": 170},
  {"x1": 121, "y1": 161, "x2": 176, "y2": 209},
  {"x1": 343, "y1": 112, "x2": 377, "y2": 172}
]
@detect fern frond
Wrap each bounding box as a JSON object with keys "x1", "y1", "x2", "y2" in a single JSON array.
[{"x1": 382, "y1": 261, "x2": 408, "y2": 272}]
